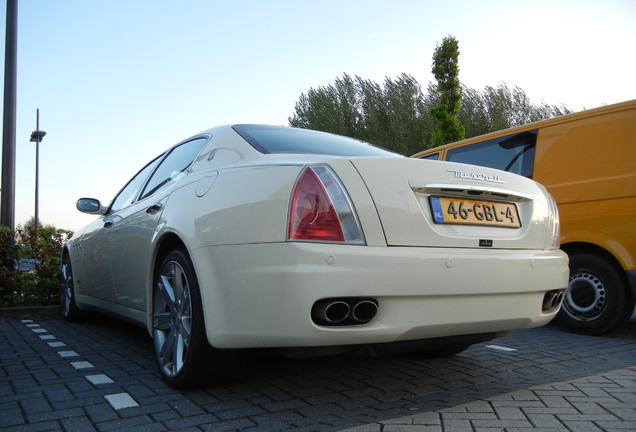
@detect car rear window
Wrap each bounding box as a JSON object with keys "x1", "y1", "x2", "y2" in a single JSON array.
[{"x1": 232, "y1": 124, "x2": 397, "y2": 157}]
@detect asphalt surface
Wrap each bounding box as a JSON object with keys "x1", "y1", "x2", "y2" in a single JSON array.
[{"x1": 1, "y1": 311, "x2": 635, "y2": 432}]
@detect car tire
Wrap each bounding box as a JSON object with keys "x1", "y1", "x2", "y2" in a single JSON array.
[
  {"x1": 152, "y1": 249, "x2": 236, "y2": 389},
  {"x1": 60, "y1": 253, "x2": 87, "y2": 322},
  {"x1": 557, "y1": 253, "x2": 634, "y2": 335}
]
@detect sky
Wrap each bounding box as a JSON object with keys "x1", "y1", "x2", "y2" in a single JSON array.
[{"x1": 2, "y1": 0, "x2": 635, "y2": 232}]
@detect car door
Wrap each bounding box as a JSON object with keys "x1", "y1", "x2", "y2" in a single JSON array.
[
  {"x1": 73, "y1": 217, "x2": 114, "y2": 301},
  {"x1": 73, "y1": 155, "x2": 162, "y2": 302},
  {"x1": 108, "y1": 137, "x2": 209, "y2": 311}
]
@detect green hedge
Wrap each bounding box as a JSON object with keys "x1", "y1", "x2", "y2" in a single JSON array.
[{"x1": 0, "y1": 223, "x2": 72, "y2": 307}]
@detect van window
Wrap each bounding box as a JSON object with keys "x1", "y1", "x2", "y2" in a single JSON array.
[{"x1": 446, "y1": 130, "x2": 537, "y2": 178}]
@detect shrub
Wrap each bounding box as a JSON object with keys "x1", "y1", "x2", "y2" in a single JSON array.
[
  {"x1": 0, "y1": 221, "x2": 72, "y2": 307},
  {"x1": 0, "y1": 226, "x2": 20, "y2": 303}
]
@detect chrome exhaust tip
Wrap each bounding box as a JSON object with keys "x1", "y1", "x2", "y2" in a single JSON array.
[
  {"x1": 542, "y1": 289, "x2": 565, "y2": 312},
  {"x1": 312, "y1": 300, "x2": 350, "y2": 324},
  {"x1": 311, "y1": 297, "x2": 379, "y2": 326},
  {"x1": 351, "y1": 299, "x2": 379, "y2": 324}
]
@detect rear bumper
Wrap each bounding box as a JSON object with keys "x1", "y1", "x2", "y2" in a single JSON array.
[{"x1": 190, "y1": 242, "x2": 569, "y2": 349}]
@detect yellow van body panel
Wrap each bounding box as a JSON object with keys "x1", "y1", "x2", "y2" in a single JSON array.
[
  {"x1": 558, "y1": 198, "x2": 635, "y2": 270},
  {"x1": 533, "y1": 103, "x2": 636, "y2": 272}
]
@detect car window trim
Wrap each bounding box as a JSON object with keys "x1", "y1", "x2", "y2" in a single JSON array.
[
  {"x1": 138, "y1": 136, "x2": 210, "y2": 201},
  {"x1": 105, "y1": 134, "x2": 211, "y2": 215}
]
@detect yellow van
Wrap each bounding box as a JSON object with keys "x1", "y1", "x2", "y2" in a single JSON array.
[{"x1": 413, "y1": 99, "x2": 636, "y2": 335}]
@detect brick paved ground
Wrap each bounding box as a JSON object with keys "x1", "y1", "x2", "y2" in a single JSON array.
[{"x1": 1, "y1": 314, "x2": 634, "y2": 432}]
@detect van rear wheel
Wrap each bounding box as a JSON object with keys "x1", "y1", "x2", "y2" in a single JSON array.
[{"x1": 557, "y1": 253, "x2": 634, "y2": 335}]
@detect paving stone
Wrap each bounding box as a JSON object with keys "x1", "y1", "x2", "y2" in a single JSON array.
[
  {"x1": 94, "y1": 415, "x2": 157, "y2": 432},
  {"x1": 60, "y1": 416, "x2": 98, "y2": 432},
  {"x1": 1, "y1": 316, "x2": 634, "y2": 431},
  {"x1": 84, "y1": 404, "x2": 119, "y2": 423},
  {"x1": 0, "y1": 402, "x2": 25, "y2": 427},
  {"x1": 104, "y1": 392, "x2": 139, "y2": 410}
]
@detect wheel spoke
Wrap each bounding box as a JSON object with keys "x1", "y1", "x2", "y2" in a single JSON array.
[
  {"x1": 159, "y1": 274, "x2": 176, "y2": 306},
  {"x1": 179, "y1": 317, "x2": 192, "y2": 348},
  {"x1": 158, "y1": 327, "x2": 177, "y2": 372},
  {"x1": 174, "y1": 333, "x2": 185, "y2": 372}
]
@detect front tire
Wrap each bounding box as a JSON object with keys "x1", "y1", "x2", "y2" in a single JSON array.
[
  {"x1": 557, "y1": 253, "x2": 634, "y2": 335},
  {"x1": 60, "y1": 253, "x2": 87, "y2": 322},
  {"x1": 152, "y1": 249, "x2": 235, "y2": 388}
]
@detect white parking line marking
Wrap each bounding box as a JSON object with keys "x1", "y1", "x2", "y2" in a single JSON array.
[
  {"x1": 486, "y1": 344, "x2": 517, "y2": 352},
  {"x1": 22, "y1": 321, "x2": 142, "y2": 412},
  {"x1": 47, "y1": 341, "x2": 66, "y2": 348},
  {"x1": 70, "y1": 361, "x2": 94, "y2": 370},
  {"x1": 105, "y1": 393, "x2": 139, "y2": 410},
  {"x1": 86, "y1": 374, "x2": 114, "y2": 385}
]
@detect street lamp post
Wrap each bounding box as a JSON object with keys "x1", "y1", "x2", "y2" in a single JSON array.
[{"x1": 30, "y1": 109, "x2": 46, "y2": 230}]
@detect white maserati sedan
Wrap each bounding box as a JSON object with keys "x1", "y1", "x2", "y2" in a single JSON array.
[{"x1": 62, "y1": 124, "x2": 568, "y2": 388}]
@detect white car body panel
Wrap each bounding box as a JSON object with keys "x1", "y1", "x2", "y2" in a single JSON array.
[
  {"x1": 66, "y1": 124, "x2": 568, "y2": 354},
  {"x1": 191, "y1": 242, "x2": 567, "y2": 348}
]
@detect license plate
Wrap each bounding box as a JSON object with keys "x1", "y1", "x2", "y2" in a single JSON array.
[{"x1": 429, "y1": 197, "x2": 521, "y2": 228}]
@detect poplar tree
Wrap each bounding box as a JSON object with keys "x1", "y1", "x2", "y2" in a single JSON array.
[{"x1": 429, "y1": 35, "x2": 465, "y2": 147}]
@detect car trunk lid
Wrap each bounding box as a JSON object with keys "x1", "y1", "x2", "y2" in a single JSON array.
[{"x1": 349, "y1": 157, "x2": 552, "y2": 250}]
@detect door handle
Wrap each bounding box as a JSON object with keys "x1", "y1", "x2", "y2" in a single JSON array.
[
  {"x1": 103, "y1": 219, "x2": 114, "y2": 228},
  {"x1": 146, "y1": 202, "x2": 163, "y2": 214}
]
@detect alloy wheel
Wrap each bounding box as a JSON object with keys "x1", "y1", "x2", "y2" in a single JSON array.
[
  {"x1": 60, "y1": 259, "x2": 73, "y2": 316},
  {"x1": 152, "y1": 259, "x2": 193, "y2": 378}
]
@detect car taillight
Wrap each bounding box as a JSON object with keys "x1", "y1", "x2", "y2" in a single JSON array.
[
  {"x1": 548, "y1": 192, "x2": 561, "y2": 249},
  {"x1": 288, "y1": 165, "x2": 365, "y2": 244},
  {"x1": 540, "y1": 185, "x2": 560, "y2": 249}
]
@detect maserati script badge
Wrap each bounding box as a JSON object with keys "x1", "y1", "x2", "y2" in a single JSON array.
[{"x1": 447, "y1": 169, "x2": 505, "y2": 184}]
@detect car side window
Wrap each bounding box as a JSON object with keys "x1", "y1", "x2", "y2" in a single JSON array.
[
  {"x1": 446, "y1": 130, "x2": 537, "y2": 178},
  {"x1": 109, "y1": 155, "x2": 163, "y2": 212},
  {"x1": 140, "y1": 138, "x2": 208, "y2": 200}
]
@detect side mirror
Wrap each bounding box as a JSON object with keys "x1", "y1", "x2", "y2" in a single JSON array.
[{"x1": 76, "y1": 198, "x2": 105, "y2": 214}]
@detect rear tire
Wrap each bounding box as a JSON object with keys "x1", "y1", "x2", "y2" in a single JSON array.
[
  {"x1": 152, "y1": 249, "x2": 236, "y2": 388},
  {"x1": 557, "y1": 253, "x2": 634, "y2": 335}
]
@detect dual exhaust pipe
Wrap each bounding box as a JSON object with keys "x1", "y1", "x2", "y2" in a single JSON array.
[
  {"x1": 312, "y1": 289, "x2": 563, "y2": 327},
  {"x1": 312, "y1": 297, "x2": 378, "y2": 326},
  {"x1": 542, "y1": 289, "x2": 565, "y2": 312}
]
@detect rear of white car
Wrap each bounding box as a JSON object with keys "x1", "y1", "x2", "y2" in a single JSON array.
[
  {"x1": 182, "y1": 154, "x2": 568, "y2": 351},
  {"x1": 65, "y1": 124, "x2": 569, "y2": 388}
]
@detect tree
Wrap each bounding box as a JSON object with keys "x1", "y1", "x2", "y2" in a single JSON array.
[
  {"x1": 289, "y1": 73, "x2": 362, "y2": 138},
  {"x1": 289, "y1": 73, "x2": 433, "y2": 155},
  {"x1": 288, "y1": 37, "x2": 572, "y2": 154},
  {"x1": 429, "y1": 35, "x2": 465, "y2": 147},
  {"x1": 458, "y1": 83, "x2": 573, "y2": 136}
]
